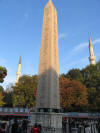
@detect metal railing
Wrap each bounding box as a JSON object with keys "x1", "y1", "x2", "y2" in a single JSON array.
[{"x1": 0, "y1": 107, "x2": 28, "y2": 113}]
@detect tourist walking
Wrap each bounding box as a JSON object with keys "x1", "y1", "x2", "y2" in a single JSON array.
[
  {"x1": 22, "y1": 120, "x2": 28, "y2": 133},
  {"x1": 0, "y1": 123, "x2": 6, "y2": 133},
  {"x1": 62, "y1": 119, "x2": 67, "y2": 133},
  {"x1": 11, "y1": 119, "x2": 19, "y2": 133},
  {"x1": 31, "y1": 123, "x2": 40, "y2": 133},
  {"x1": 85, "y1": 125, "x2": 91, "y2": 133}
]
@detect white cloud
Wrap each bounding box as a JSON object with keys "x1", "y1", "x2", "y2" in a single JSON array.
[
  {"x1": 72, "y1": 42, "x2": 88, "y2": 53},
  {"x1": 72, "y1": 38, "x2": 100, "y2": 53},
  {"x1": 58, "y1": 33, "x2": 67, "y2": 40},
  {"x1": 93, "y1": 38, "x2": 100, "y2": 44},
  {"x1": 63, "y1": 57, "x2": 88, "y2": 70},
  {"x1": 61, "y1": 52, "x2": 100, "y2": 74}
]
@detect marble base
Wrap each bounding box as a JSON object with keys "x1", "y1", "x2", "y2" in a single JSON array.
[{"x1": 30, "y1": 112, "x2": 62, "y2": 133}]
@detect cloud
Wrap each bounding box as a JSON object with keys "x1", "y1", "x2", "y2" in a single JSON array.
[
  {"x1": 63, "y1": 57, "x2": 88, "y2": 70},
  {"x1": 60, "y1": 51, "x2": 100, "y2": 74},
  {"x1": 72, "y1": 42, "x2": 88, "y2": 53},
  {"x1": 58, "y1": 33, "x2": 67, "y2": 40},
  {"x1": 93, "y1": 38, "x2": 100, "y2": 44},
  {"x1": 60, "y1": 37, "x2": 100, "y2": 72},
  {"x1": 72, "y1": 38, "x2": 100, "y2": 53}
]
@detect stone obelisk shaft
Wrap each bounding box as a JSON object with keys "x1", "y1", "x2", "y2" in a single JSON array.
[{"x1": 36, "y1": 0, "x2": 60, "y2": 109}]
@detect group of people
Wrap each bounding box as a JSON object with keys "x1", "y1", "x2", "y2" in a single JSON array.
[
  {"x1": 0, "y1": 119, "x2": 28, "y2": 133},
  {"x1": 62, "y1": 118, "x2": 100, "y2": 133},
  {"x1": 0, "y1": 118, "x2": 100, "y2": 133},
  {"x1": 0, "y1": 120, "x2": 41, "y2": 133}
]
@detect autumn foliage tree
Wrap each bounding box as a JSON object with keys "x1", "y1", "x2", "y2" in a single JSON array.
[{"x1": 60, "y1": 77, "x2": 88, "y2": 111}]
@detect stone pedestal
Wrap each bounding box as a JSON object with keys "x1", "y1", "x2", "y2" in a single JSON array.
[{"x1": 31, "y1": 112, "x2": 62, "y2": 133}]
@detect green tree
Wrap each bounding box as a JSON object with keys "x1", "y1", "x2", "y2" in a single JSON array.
[
  {"x1": 66, "y1": 69, "x2": 83, "y2": 83},
  {"x1": 3, "y1": 91, "x2": 13, "y2": 107},
  {"x1": 81, "y1": 64, "x2": 99, "y2": 88},
  {"x1": 81, "y1": 62, "x2": 100, "y2": 111},
  {"x1": 0, "y1": 66, "x2": 7, "y2": 106},
  {"x1": 87, "y1": 87, "x2": 97, "y2": 111},
  {"x1": 0, "y1": 66, "x2": 7, "y2": 83},
  {"x1": 0, "y1": 86, "x2": 4, "y2": 92},
  {"x1": 12, "y1": 75, "x2": 38, "y2": 108},
  {"x1": 1, "y1": 83, "x2": 13, "y2": 107},
  {"x1": 0, "y1": 92, "x2": 5, "y2": 106}
]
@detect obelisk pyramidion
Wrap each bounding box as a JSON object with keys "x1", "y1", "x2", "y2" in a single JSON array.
[{"x1": 36, "y1": 0, "x2": 60, "y2": 110}]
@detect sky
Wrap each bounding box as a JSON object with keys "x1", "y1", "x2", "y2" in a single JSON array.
[{"x1": 0, "y1": 0, "x2": 100, "y2": 89}]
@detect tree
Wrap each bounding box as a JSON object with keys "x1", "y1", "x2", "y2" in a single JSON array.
[
  {"x1": 0, "y1": 66, "x2": 7, "y2": 83},
  {"x1": 3, "y1": 84, "x2": 14, "y2": 107},
  {"x1": 81, "y1": 64, "x2": 99, "y2": 88},
  {"x1": 0, "y1": 85, "x2": 5, "y2": 107},
  {"x1": 3, "y1": 91, "x2": 13, "y2": 107},
  {"x1": 0, "y1": 66, "x2": 7, "y2": 106},
  {"x1": 0, "y1": 92, "x2": 5, "y2": 106},
  {"x1": 87, "y1": 87, "x2": 97, "y2": 111},
  {"x1": 94, "y1": 92, "x2": 100, "y2": 111},
  {"x1": 81, "y1": 62, "x2": 100, "y2": 111},
  {"x1": 0, "y1": 86, "x2": 4, "y2": 92},
  {"x1": 60, "y1": 77, "x2": 88, "y2": 111},
  {"x1": 12, "y1": 75, "x2": 38, "y2": 108},
  {"x1": 66, "y1": 69, "x2": 83, "y2": 83}
]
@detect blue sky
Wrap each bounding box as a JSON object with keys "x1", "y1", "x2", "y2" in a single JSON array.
[{"x1": 0, "y1": 0, "x2": 100, "y2": 88}]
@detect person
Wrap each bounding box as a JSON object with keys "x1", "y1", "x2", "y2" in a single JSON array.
[
  {"x1": 85, "y1": 124, "x2": 91, "y2": 133},
  {"x1": 22, "y1": 120, "x2": 28, "y2": 133},
  {"x1": 62, "y1": 118, "x2": 67, "y2": 133},
  {"x1": 7, "y1": 120, "x2": 12, "y2": 133},
  {"x1": 0, "y1": 123, "x2": 6, "y2": 133},
  {"x1": 38, "y1": 125, "x2": 41, "y2": 133},
  {"x1": 17, "y1": 122, "x2": 22, "y2": 133},
  {"x1": 31, "y1": 123, "x2": 40, "y2": 133},
  {"x1": 98, "y1": 122, "x2": 100, "y2": 133},
  {"x1": 11, "y1": 119, "x2": 19, "y2": 133}
]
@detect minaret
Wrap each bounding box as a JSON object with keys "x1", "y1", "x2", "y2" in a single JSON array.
[
  {"x1": 16, "y1": 56, "x2": 21, "y2": 83},
  {"x1": 36, "y1": 0, "x2": 60, "y2": 109},
  {"x1": 89, "y1": 33, "x2": 96, "y2": 65}
]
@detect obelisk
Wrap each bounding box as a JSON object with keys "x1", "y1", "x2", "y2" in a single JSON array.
[
  {"x1": 31, "y1": 0, "x2": 62, "y2": 132},
  {"x1": 36, "y1": 0, "x2": 60, "y2": 110}
]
